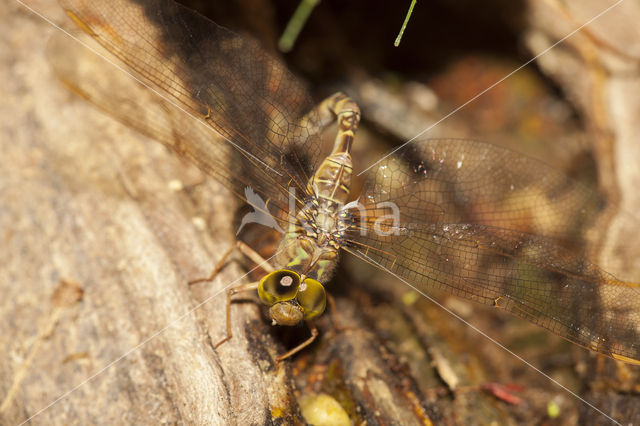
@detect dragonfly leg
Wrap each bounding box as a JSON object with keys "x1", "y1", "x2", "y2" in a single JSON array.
[
  {"x1": 214, "y1": 281, "x2": 260, "y2": 349},
  {"x1": 188, "y1": 240, "x2": 274, "y2": 285},
  {"x1": 189, "y1": 241, "x2": 274, "y2": 350},
  {"x1": 325, "y1": 293, "x2": 356, "y2": 334},
  {"x1": 276, "y1": 320, "x2": 319, "y2": 362},
  {"x1": 326, "y1": 293, "x2": 342, "y2": 331}
]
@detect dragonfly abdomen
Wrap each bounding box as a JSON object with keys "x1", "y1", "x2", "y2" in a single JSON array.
[
  {"x1": 308, "y1": 94, "x2": 360, "y2": 205},
  {"x1": 311, "y1": 153, "x2": 353, "y2": 205}
]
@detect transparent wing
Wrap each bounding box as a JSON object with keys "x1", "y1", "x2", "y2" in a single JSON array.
[
  {"x1": 344, "y1": 139, "x2": 640, "y2": 364},
  {"x1": 52, "y1": 0, "x2": 329, "y2": 227}
]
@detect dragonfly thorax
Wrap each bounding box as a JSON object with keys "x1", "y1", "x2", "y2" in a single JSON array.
[
  {"x1": 276, "y1": 227, "x2": 340, "y2": 283},
  {"x1": 274, "y1": 92, "x2": 359, "y2": 282},
  {"x1": 298, "y1": 198, "x2": 347, "y2": 249}
]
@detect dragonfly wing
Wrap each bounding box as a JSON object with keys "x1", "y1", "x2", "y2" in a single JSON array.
[
  {"x1": 54, "y1": 0, "x2": 327, "y2": 224},
  {"x1": 344, "y1": 139, "x2": 640, "y2": 364},
  {"x1": 48, "y1": 31, "x2": 294, "y2": 229},
  {"x1": 351, "y1": 138, "x2": 602, "y2": 244}
]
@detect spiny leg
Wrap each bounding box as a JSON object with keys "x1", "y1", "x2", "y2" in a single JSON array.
[
  {"x1": 189, "y1": 240, "x2": 274, "y2": 349},
  {"x1": 276, "y1": 320, "x2": 319, "y2": 362},
  {"x1": 326, "y1": 293, "x2": 343, "y2": 332},
  {"x1": 188, "y1": 240, "x2": 274, "y2": 286},
  {"x1": 214, "y1": 281, "x2": 259, "y2": 349},
  {"x1": 320, "y1": 293, "x2": 353, "y2": 337}
]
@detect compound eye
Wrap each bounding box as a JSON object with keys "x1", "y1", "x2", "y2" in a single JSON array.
[
  {"x1": 258, "y1": 270, "x2": 301, "y2": 306},
  {"x1": 296, "y1": 278, "x2": 326, "y2": 319}
]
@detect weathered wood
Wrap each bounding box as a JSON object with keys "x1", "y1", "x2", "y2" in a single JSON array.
[{"x1": 1, "y1": 2, "x2": 294, "y2": 424}]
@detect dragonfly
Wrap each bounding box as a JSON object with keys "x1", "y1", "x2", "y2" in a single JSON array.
[{"x1": 49, "y1": 0, "x2": 640, "y2": 364}]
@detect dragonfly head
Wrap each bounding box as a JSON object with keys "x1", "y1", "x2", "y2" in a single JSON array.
[
  {"x1": 258, "y1": 269, "x2": 326, "y2": 326},
  {"x1": 269, "y1": 302, "x2": 303, "y2": 326}
]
